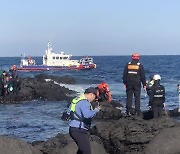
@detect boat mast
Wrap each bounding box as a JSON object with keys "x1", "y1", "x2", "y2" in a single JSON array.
[{"x1": 46, "y1": 41, "x2": 52, "y2": 54}]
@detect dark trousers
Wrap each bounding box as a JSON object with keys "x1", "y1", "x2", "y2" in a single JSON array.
[
  {"x1": 147, "y1": 89, "x2": 152, "y2": 105},
  {"x1": 69, "y1": 127, "x2": 91, "y2": 154},
  {"x1": 11, "y1": 78, "x2": 21, "y2": 94},
  {"x1": 153, "y1": 104, "x2": 163, "y2": 118},
  {"x1": 126, "y1": 85, "x2": 141, "y2": 113}
]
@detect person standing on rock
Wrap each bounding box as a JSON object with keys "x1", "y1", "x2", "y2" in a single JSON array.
[
  {"x1": 149, "y1": 74, "x2": 165, "y2": 118},
  {"x1": 123, "y1": 53, "x2": 146, "y2": 115},
  {"x1": 0, "y1": 71, "x2": 11, "y2": 96},
  {"x1": 9, "y1": 65, "x2": 21, "y2": 95},
  {"x1": 68, "y1": 87, "x2": 101, "y2": 154}
]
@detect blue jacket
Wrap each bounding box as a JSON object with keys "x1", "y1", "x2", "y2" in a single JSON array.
[{"x1": 68, "y1": 99, "x2": 98, "y2": 130}]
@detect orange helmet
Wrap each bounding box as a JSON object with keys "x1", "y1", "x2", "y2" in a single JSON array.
[
  {"x1": 98, "y1": 82, "x2": 109, "y2": 91},
  {"x1": 132, "y1": 53, "x2": 140, "y2": 60}
]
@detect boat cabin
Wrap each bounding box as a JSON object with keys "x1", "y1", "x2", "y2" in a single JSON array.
[
  {"x1": 20, "y1": 55, "x2": 36, "y2": 67},
  {"x1": 43, "y1": 42, "x2": 79, "y2": 66},
  {"x1": 79, "y1": 57, "x2": 94, "y2": 65}
]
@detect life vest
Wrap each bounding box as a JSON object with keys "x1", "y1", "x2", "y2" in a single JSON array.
[
  {"x1": 70, "y1": 94, "x2": 93, "y2": 129},
  {"x1": 70, "y1": 94, "x2": 86, "y2": 112},
  {"x1": 126, "y1": 62, "x2": 141, "y2": 83},
  {"x1": 127, "y1": 62, "x2": 140, "y2": 75},
  {"x1": 153, "y1": 85, "x2": 165, "y2": 101}
]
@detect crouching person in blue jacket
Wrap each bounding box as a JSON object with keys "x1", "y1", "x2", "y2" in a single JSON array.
[{"x1": 68, "y1": 87, "x2": 101, "y2": 154}]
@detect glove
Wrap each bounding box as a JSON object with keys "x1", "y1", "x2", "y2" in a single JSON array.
[{"x1": 95, "y1": 105, "x2": 101, "y2": 112}]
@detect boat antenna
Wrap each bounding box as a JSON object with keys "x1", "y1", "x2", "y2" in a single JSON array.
[
  {"x1": 21, "y1": 53, "x2": 25, "y2": 58},
  {"x1": 48, "y1": 41, "x2": 50, "y2": 49},
  {"x1": 47, "y1": 41, "x2": 52, "y2": 54}
]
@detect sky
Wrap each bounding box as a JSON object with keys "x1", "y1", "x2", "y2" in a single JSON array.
[{"x1": 0, "y1": 0, "x2": 180, "y2": 57}]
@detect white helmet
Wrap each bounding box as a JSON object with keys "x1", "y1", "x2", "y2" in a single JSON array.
[{"x1": 153, "y1": 74, "x2": 161, "y2": 80}]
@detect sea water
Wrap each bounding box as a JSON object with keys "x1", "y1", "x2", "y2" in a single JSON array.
[{"x1": 0, "y1": 55, "x2": 180, "y2": 142}]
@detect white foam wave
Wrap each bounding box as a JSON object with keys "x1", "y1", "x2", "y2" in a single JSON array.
[{"x1": 44, "y1": 78, "x2": 96, "y2": 94}]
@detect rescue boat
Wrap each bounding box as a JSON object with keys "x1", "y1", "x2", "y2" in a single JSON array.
[{"x1": 18, "y1": 42, "x2": 96, "y2": 72}]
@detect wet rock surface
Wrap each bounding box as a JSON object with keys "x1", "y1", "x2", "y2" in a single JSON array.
[
  {"x1": 32, "y1": 115, "x2": 180, "y2": 154},
  {"x1": 0, "y1": 74, "x2": 76, "y2": 104},
  {"x1": 0, "y1": 135, "x2": 42, "y2": 154},
  {"x1": 1, "y1": 100, "x2": 180, "y2": 154},
  {"x1": 92, "y1": 100, "x2": 123, "y2": 120},
  {"x1": 145, "y1": 127, "x2": 180, "y2": 154},
  {"x1": 32, "y1": 133, "x2": 107, "y2": 154},
  {"x1": 90, "y1": 116, "x2": 179, "y2": 154},
  {"x1": 2, "y1": 74, "x2": 180, "y2": 153}
]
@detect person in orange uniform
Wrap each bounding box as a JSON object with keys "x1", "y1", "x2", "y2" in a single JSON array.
[
  {"x1": 97, "y1": 82, "x2": 112, "y2": 103},
  {"x1": 123, "y1": 53, "x2": 146, "y2": 115}
]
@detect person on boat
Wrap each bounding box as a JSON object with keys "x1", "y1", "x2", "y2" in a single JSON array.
[
  {"x1": 123, "y1": 53, "x2": 146, "y2": 116},
  {"x1": 27, "y1": 56, "x2": 34, "y2": 65},
  {"x1": 9, "y1": 65, "x2": 21, "y2": 95},
  {"x1": 97, "y1": 82, "x2": 112, "y2": 103},
  {"x1": 149, "y1": 74, "x2": 165, "y2": 118},
  {"x1": 68, "y1": 87, "x2": 101, "y2": 154}
]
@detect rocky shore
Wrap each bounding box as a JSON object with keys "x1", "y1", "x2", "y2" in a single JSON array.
[
  {"x1": 0, "y1": 74, "x2": 76, "y2": 103},
  {"x1": 32, "y1": 115, "x2": 180, "y2": 154},
  {"x1": 1, "y1": 74, "x2": 180, "y2": 154},
  {"x1": 2, "y1": 113, "x2": 180, "y2": 154}
]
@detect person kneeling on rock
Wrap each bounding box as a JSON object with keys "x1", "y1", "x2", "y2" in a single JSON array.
[
  {"x1": 97, "y1": 82, "x2": 112, "y2": 103},
  {"x1": 149, "y1": 74, "x2": 166, "y2": 118},
  {"x1": 68, "y1": 87, "x2": 101, "y2": 154}
]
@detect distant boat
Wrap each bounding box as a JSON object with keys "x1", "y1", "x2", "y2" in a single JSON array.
[{"x1": 17, "y1": 42, "x2": 96, "y2": 72}]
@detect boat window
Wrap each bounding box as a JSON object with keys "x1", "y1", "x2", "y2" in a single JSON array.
[
  {"x1": 56, "y1": 57, "x2": 59, "y2": 59},
  {"x1": 64, "y1": 57, "x2": 68, "y2": 59},
  {"x1": 60, "y1": 57, "x2": 62, "y2": 59},
  {"x1": 53, "y1": 57, "x2": 55, "y2": 60}
]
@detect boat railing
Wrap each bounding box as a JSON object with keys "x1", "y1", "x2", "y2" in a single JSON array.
[
  {"x1": 20, "y1": 56, "x2": 36, "y2": 66},
  {"x1": 79, "y1": 57, "x2": 94, "y2": 65}
]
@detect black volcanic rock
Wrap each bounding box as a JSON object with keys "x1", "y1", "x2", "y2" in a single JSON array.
[
  {"x1": 92, "y1": 100, "x2": 123, "y2": 120},
  {"x1": 32, "y1": 133, "x2": 107, "y2": 154},
  {"x1": 0, "y1": 115, "x2": 177, "y2": 154},
  {"x1": 35, "y1": 74, "x2": 76, "y2": 84},
  {"x1": 0, "y1": 135, "x2": 42, "y2": 154},
  {"x1": 145, "y1": 127, "x2": 180, "y2": 154},
  {"x1": 0, "y1": 74, "x2": 76, "y2": 104},
  {"x1": 90, "y1": 116, "x2": 178, "y2": 154},
  {"x1": 33, "y1": 115, "x2": 180, "y2": 154}
]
